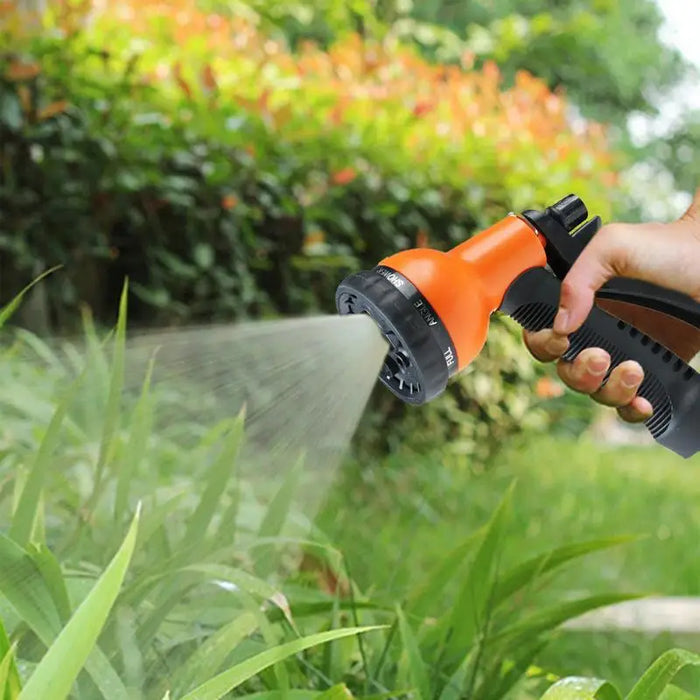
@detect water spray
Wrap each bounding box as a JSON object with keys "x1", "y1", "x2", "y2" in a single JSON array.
[{"x1": 336, "y1": 195, "x2": 700, "y2": 458}]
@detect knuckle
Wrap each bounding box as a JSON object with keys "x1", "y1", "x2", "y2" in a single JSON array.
[{"x1": 559, "y1": 277, "x2": 577, "y2": 301}]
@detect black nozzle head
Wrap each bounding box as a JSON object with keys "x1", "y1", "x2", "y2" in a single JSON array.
[{"x1": 335, "y1": 267, "x2": 457, "y2": 405}]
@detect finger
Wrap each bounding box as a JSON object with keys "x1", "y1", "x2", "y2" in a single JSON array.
[
  {"x1": 590, "y1": 360, "x2": 643, "y2": 407},
  {"x1": 553, "y1": 226, "x2": 626, "y2": 335},
  {"x1": 618, "y1": 396, "x2": 653, "y2": 424},
  {"x1": 556, "y1": 348, "x2": 610, "y2": 395},
  {"x1": 523, "y1": 329, "x2": 569, "y2": 362}
]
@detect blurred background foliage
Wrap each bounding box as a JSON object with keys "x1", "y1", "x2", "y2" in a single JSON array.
[{"x1": 0, "y1": 0, "x2": 696, "y2": 460}]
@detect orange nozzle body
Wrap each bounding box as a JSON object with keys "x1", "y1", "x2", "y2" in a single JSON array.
[{"x1": 379, "y1": 215, "x2": 547, "y2": 371}]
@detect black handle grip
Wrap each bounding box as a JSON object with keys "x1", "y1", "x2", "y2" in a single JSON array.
[
  {"x1": 597, "y1": 278, "x2": 700, "y2": 328},
  {"x1": 499, "y1": 267, "x2": 700, "y2": 459}
]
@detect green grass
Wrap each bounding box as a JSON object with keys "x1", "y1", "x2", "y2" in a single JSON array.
[
  {"x1": 2, "y1": 296, "x2": 700, "y2": 698},
  {"x1": 318, "y1": 435, "x2": 700, "y2": 694}
]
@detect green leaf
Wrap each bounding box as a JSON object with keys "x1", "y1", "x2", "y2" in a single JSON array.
[
  {"x1": 114, "y1": 353, "x2": 155, "y2": 521},
  {"x1": 659, "y1": 686, "x2": 698, "y2": 700},
  {"x1": 181, "y1": 626, "x2": 385, "y2": 700},
  {"x1": 493, "y1": 536, "x2": 636, "y2": 606},
  {"x1": 90, "y1": 281, "x2": 129, "y2": 503},
  {"x1": 0, "y1": 93, "x2": 23, "y2": 131},
  {"x1": 541, "y1": 677, "x2": 622, "y2": 700},
  {"x1": 171, "y1": 612, "x2": 258, "y2": 697},
  {"x1": 0, "y1": 267, "x2": 61, "y2": 331},
  {"x1": 0, "y1": 619, "x2": 20, "y2": 700},
  {"x1": 316, "y1": 685, "x2": 353, "y2": 700},
  {"x1": 27, "y1": 545, "x2": 72, "y2": 623},
  {"x1": 627, "y1": 649, "x2": 700, "y2": 700},
  {"x1": 437, "y1": 648, "x2": 476, "y2": 700},
  {"x1": 9, "y1": 371, "x2": 85, "y2": 547},
  {"x1": 0, "y1": 642, "x2": 19, "y2": 700},
  {"x1": 19, "y1": 506, "x2": 140, "y2": 700},
  {"x1": 0, "y1": 534, "x2": 63, "y2": 640},
  {"x1": 236, "y1": 692, "x2": 321, "y2": 700},
  {"x1": 406, "y1": 527, "x2": 483, "y2": 616},
  {"x1": 444, "y1": 481, "x2": 515, "y2": 659},
  {"x1": 182, "y1": 411, "x2": 245, "y2": 555},
  {"x1": 0, "y1": 535, "x2": 129, "y2": 700},
  {"x1": 396, "y1": 606, "x2": 430, "y2": 700},
  {"x1": 256, "y1": 454, "x2": 303, "y2": 576},
  {"x1": 477, "y1": 635, "x2": 549, "y2": 700},
  {"x1": 488, "y1": 594, "x2": 645, "y2": 648}
]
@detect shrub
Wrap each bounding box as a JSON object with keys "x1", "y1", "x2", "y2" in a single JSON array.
[{"x1": 0, "y1": 0, "x2": 618, "y2": 457}]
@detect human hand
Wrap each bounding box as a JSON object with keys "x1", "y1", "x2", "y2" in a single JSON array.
[{"x1": 524, "y1": 189, "x2": 700, "y2": 423}]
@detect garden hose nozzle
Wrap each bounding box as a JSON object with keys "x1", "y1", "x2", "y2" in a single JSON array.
[{"x1": 336, "y1": 195, "x2": 700, "y2": 459}]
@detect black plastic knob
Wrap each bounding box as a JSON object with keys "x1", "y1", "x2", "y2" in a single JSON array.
[{"x1": 549, "y1": 194, "x2": 588, "y2": 232}]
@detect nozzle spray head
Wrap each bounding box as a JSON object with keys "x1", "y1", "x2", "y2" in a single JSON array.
[{"x1": 335, "y1": 266, "x2": 455, "y2": 404}]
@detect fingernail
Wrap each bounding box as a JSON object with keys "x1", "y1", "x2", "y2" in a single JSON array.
[
  {"x1": 553, "y1": 309, "x2": 569, "y2": 334},
  {"x1": 588, "y1": 356, "x2": 609, "y2": 376},
  {"x1": 622, "y1": 370, "x2": 642, "y2": 388}
]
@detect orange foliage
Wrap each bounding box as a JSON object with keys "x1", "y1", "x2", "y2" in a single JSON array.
[{"x1": 4, "y1": 0, "x2": 616, "y2": 215}]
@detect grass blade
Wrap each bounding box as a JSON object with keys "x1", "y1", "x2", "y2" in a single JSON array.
[
  {"x1": 256, "y1": 455, "x2": 304, "y2": 576},
  {"x1": 89, "y1": 281, "x2": 129, "y2": 510},
  {"x1": 181, "y1": 626, "x2": 386, "y2": 700},
  {"x1": 493, "y1": 536, "x2": 637, "y2": 607},
  {"x1": 0, "y1": 620, "x2": 20, "y2": 700},
  {"x1": 0, "y1": 643, "x2": 19, "y2": 700},
  {"x1": 659, "y1": 687, "x2": 697, "y2": 699},
  {"x1": 0, "y1": 534, "x2": 63, "y2": 640},
  {"x1": 114, "y1": 353, "x2": 156, "y2": 521},
  {"x1": 19, "y1": 506, "x2": 140, "y2": 700},
  {"x1": 0, "y1": 535, "x2": 129, "y2": 699},
  {"x1": 396, "y1": 606, "x2": 430, "y2": 700},
  {"x1": 9, "y1": 374, "x2": 85, "y2": 546},
  {"x1": 0, "y1": 267, "x2": 61, "y2": 330},
  {"x1": 437, "y1": 648, "x2": 476, "y2": 700},
  {"x1": 236, "y1": 692, "x2": 320, "y2": 700},
  {"x1": 444, "y1": 482, "x2": 515, "y2": 661},
  {"x1": 27, "y1": 545, "x2": 71, "y2": 623},
  {"x1": 182, "y1": 411, "x2": 245, "y2": 555},
  {"x1": 317, "y1": 685, "x2": 354, "y2": 700},
  {"x1": 171, "y1": 612, "x2": 258, "y2": 697},
  {"x1": 488, "y1": 593, "x2": 645, "y2": 648},
  {"x1": 406, "y1": 528, "x2": 483, "y2": 617},
  {"x1": 627, "y1": 649, "x2": 700, "y2": 700},
  {"x1": 477, "y1": 635, "x2": 549, "y2": 700},
  {"x1": 541, "y1": 678, "x2": 622, "y2": 699}
]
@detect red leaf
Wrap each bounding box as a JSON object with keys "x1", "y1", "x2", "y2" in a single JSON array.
[
  {"x1": 331, "y1": 167, "x2": 357, "y2": 186},
  {"x1": 172, "y1": 62, "x2": 193, "y2": 99},
  {"x1": 221, "y1": 194, "x2": 238, "y2": 210},
  {"x1": 412, "y1": 101, "x2": 433, "y2": 118},
  {"x1": 5, "y1": 61, "x2": 40, "y2": 81},
  {"x1": 201, "y1": 63, "x2": 217, "y2": 92},
  {"x1": 38, "y1": 100, "x2": 69, "y2": 121}
]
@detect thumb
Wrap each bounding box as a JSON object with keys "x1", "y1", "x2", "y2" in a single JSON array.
[{"x1": 552, "y1": 224, "x2": 629, "y2": 336}]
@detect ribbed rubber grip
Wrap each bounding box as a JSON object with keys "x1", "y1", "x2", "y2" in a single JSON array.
[{"x1": 499, "y1": 268, "x2": 700, "y2": 459}]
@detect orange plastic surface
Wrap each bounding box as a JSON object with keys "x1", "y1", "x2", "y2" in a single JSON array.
[{"x1": 379, "y1": 215, "x2": 546, "y2": 370}]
